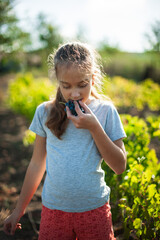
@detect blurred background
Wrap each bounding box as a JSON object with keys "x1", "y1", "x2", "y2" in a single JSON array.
[
  {"x1": 0, "y1": 0, "x2": 160, "y2": 239},
  {"x1": 1, "y1": 0, "x2": 160, "y2": 80}
]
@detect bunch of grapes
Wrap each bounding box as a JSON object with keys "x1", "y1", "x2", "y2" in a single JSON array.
[{"x1": 65, "y1": 100, "x2": 85, "y2": 116}]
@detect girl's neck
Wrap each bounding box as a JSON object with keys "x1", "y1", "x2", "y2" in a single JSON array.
[{"x1": 86, "y1": 96, "x2": 96, "y2": 105}]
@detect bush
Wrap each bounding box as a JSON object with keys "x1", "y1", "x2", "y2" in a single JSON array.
[
  {"x1": 119, "y1": 157, "x2": 160, "y2": 239},
  {"x1": 7, "y1": 73, "x2": 56, "y2": 120},
  {"x1": 103, "y1": 76, "x2": 160, "y2": 112},
  {"x1": 146, "y1": 115, "x2": 160, "y2": 140},
  {"x1": 102, "y1": 114, "x2": 160, "y2": 239}
]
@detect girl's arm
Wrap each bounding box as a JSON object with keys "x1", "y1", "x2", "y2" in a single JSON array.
[
  {"x1": 3, "y1": 134, "x2": 46, "y2": 235},
  {"x1": 66, "y1": 101, "x2": 127, "y2": 175},
  {"x1": 88, "y1": 123, "x2": 126, "y2": 174}
]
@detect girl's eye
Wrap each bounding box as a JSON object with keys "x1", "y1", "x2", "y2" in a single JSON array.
[
  {"x1": 62, "y1": 85, "x2": 70, "y2": 89},
  {"x1": 79, "y1": 83, "x2": 88, "y2": 88}
]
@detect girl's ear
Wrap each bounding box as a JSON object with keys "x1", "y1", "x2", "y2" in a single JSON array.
[{"x1": 92, "y1": 73, "x2": 95, "y2": 86}]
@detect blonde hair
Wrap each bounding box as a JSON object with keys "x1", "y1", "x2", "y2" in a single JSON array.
[{"x1": 46, "y1": 42, "x2": 105, "y2": 139}]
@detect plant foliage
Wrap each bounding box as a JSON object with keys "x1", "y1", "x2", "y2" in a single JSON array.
[
  {"x1": 103, "y1": 76, "x2": 160, "y2": 111},
  {"x1": 7, "y1": 73, "x2": 56, "y2": 120}
]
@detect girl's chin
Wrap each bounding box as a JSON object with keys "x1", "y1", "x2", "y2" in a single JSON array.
[{"x1": 84, "y1": 98, "x2": 93, "y2": 105}]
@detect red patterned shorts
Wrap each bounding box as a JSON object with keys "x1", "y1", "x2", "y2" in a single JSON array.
[{"x1": 38, "y1": 202, "x2": 116, "y2": 240}]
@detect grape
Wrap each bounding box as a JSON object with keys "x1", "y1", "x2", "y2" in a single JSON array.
[{"x1": 65, "y1": 100, "x2": 85, "y2": 116}]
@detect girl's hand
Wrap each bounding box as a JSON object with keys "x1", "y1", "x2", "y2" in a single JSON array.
[
  {"x1": 3, "y1": 209, "x2": 22, "y2": 235},
  {"x1": 66, "y1": 100, "x2": 99, "y2": 131}
]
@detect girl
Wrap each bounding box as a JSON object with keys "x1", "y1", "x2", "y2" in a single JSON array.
[{"x1": 4, "y1": 42, "x2": 127, "y2": 240}]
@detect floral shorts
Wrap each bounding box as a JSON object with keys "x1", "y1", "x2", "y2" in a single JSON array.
[{"x1": 38, "y1": 202, "x2": 116, "y2": 240}]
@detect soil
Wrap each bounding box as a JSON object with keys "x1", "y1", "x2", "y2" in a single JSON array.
[{"x1": 0, "y1": 74, "x2": 159, "y2": 240}]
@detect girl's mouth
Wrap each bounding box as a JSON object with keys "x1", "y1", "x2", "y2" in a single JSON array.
[
  {"x1": 69, "y1": 99, "x2": 83, "y2": 102},
  {"x1": 65, "y1": 100, "x2": 85, "y2": 116}
]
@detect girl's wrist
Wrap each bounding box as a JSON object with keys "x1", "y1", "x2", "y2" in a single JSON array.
[
  {"x1": 13, "y1": 207, "x2": 25, "y2": 219},
  {"x1": 88, "y1": 116, "x2": 101, "y2": 133},
  {"x1": 89, "y1": 119, "x2": 105, "y2": 136}
]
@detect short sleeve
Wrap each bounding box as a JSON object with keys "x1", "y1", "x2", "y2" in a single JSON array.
[
  {"x1": 105, "y1": 104, "x2": 126, "y2": 141},
  {"x1": 29, "y1": 103, "x2": 47, "y2": 137}
]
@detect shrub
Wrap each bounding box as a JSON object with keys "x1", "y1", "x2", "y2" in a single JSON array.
[
  {"x1": 119, "y1": 156, "x2": 160, "y2": 239},
  {"x1": 103, "y1": 114, "x2": 160, "y2": 239},
  {"x1": 146, "y1": 115, "x2": 160, "y2": 140},
  {"x1": 102, "y1": 76, "x2": 160, "y2": 112},
  {"x1": 7, "y1": 73, "x2": 56, "y2": 120}
]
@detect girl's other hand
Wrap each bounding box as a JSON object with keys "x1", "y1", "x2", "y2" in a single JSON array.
[
  {"x1": 3, "y1": 210, "x2": 22, "y2": 235},
  {"x1": 66, "y1": 101, "x2": 99, "y2": 131}
]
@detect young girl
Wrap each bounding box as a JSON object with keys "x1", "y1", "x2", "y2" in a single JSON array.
[{"x1": 4, "y1": 42, "x2": 127, "y2": 240}]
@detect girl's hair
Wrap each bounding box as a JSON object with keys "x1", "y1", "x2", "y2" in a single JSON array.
[{"x1": 46, "y1": 41, "x2": 104, "y2": 139}]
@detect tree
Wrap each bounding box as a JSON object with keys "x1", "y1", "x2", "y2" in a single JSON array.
[
  {"x1": 0, "y1": 0, "x2": 31, "y2": 54},
  {"x1": 36, "y1": 13, "x2": 63, "y2": 54},
  {"x1": 145, "y1": 20, "x2": 160, "y2": 53},
  {"x1": 98, "y1": 40, "x2": 121, "y2": 58}
]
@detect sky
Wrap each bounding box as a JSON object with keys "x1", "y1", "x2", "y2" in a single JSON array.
[{"x1": 14, "y1": 0, "x2": 160, "y2": 52}]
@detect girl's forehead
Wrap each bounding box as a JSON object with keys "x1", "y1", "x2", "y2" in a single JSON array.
[{"x1": 57, "y1": 64, "x2": 92, "y2": 80}]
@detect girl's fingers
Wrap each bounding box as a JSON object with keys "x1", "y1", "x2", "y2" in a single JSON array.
[
  {"x1": 66, "y1": 106, "x2": 71, "y2": 116},
  {"x1": 4, "y1": 221, "x2": 21, "y2": 235},
  {"x1": 10, "y1": 221, "x2": 17, "y2": 235},
  {"x1": 10, "y1": 223, "x2": 21, "y2": 235},
  {"x1": 16, "y1": 223, "x2": 22, "y2": 230},
  {"x1": 66, "y1": 101, "x2": 91, "y2": 120},
  {"x1": 66, "y1": 106, "x2": 76, "y2": 119},
  {"x1": 11, "y1": 222, "x2": 22, "y2": 235},
  {"x1": 74, "y1": 101, "x2": 84, "y2": 115},
  {"x1": 79, "y1": 101, "x2": 91, "y2": 113}
]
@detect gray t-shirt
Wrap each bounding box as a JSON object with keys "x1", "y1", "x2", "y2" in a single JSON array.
[{"x1": 29, "y1": 99, "x2": 126, "y2": 212}]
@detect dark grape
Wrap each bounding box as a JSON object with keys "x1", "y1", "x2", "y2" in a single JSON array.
[{"x1": 65, "y1": 100, "x2": 85, "y2": 116}]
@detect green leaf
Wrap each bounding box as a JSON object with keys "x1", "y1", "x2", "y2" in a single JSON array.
[
  {"x1": 133, "y1": 218, "x2": 142, "y2": 229},
  {"x1": 131, "y1": 175, "x2": 138, "y2": 184},
  {"x1": 147, "y1": 184, "x2": 157, "y2": 199}
]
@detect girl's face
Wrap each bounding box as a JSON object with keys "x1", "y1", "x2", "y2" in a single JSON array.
[{"x1": 57, "y1": 65, "x2": 94, "y2": 105}]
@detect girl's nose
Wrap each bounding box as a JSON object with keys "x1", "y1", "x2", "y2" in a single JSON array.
[{"x1": 71, "y1": 90, "x2": 80, "y2": 99}]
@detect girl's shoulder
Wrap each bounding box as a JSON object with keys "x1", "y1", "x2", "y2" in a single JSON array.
[
  {"x1": 37, "y1": 100, "x2": 53, "y2": 110},
  {"x1": 35, "y1": 100, "x2": 53, "y2": 116},
  {"x1": 90, "y1": 98, "x2": 115, "y2": 111}
]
